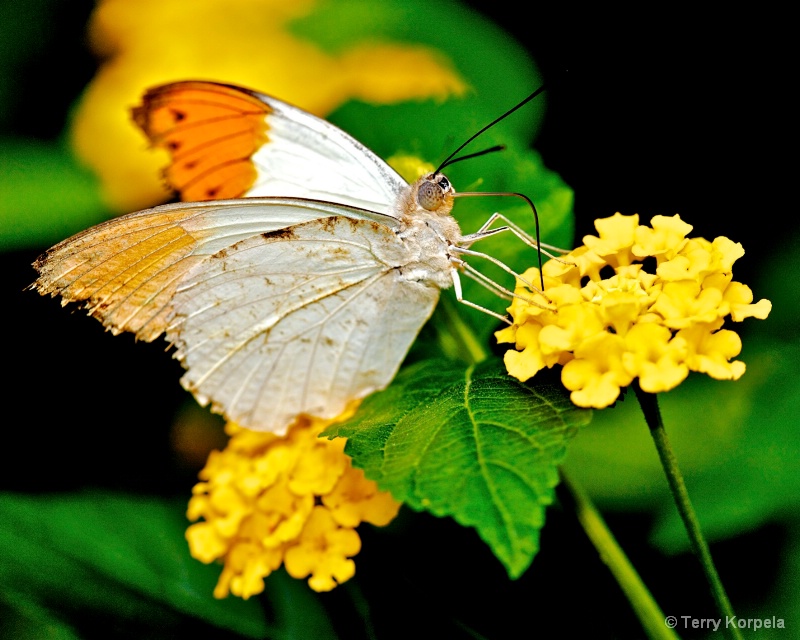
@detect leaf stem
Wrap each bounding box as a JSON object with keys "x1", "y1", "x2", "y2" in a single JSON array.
[
  {"x1": 633, "y1": 383, "x2": 743, "y2": 640},
  {"x1": 560, "y1": 470, "x2": 679, "y2": 640}
]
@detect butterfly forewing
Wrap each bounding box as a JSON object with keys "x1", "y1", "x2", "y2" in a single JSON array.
[{"x1": 136, "y1": 81, "x2": 409, "y2": 215}]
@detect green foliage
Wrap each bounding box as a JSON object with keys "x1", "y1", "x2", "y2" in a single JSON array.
[
  {"x1": 0, "y1": 138, "x2": 108, "y2": 250},
  {"x1": 0, "y1": 492, "x2": 270, "y2": 638},
  {"x1": 324, "y1": 358, "x2": 590, "y2": 577},
  {"x1": 0, "y1": 597, "x2": 82, "y2": 640},
  {"x1": 292, "y1": 0, "x2": 546, "y2": 143}
]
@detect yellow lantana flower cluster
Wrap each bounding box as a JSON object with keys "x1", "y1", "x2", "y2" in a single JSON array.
[
  {"x1": 186, "y1": 414, "x2": 400, "y2": 596},
  {"x1": 496, "y1": 213, "x2": 772, "y2": 408}
]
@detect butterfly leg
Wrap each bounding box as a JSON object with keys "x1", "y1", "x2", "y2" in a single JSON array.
[
  {"x1": 448, "y1": 266, "x2": 512, "y2": 324},
  {"x1": 450, "y1": 245, "x2": 546, "y2": 297},
  {"x1": 461, "y1": 213, "x2": 570, "y2": 261},
  {"x1": 447, "y1": 251, "x2": 553, "y2": 322}
]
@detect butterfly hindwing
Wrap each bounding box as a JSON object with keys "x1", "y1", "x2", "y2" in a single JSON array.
[{"x1": 168, "y1": 215, "x2": 440, "y2": 433}]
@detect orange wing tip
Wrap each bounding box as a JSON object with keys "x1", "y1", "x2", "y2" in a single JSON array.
[{"x1": 132, "y1": 81, "x2": 273, "y2": 202}]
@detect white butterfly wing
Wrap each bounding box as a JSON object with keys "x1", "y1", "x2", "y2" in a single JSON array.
[
  {"x1": 34, "y1": 198, "x2": 440, "y2": 433},
  {"x1": 169, "y1": 216, "x2": 439, "y2": 434},
  {"x1": 134, "y1": 81, "x2": 409, "y2": 216},
  {"x1": 246, "y1": 90, "x2": 408, "y2": 214},
  {"x1": 34, "y1": 198, "x2": 400, "y2": 343}
]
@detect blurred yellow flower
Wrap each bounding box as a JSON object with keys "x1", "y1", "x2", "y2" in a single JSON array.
[
  {"x1": 70, "y1": 0, "x2": 467, "y2": 212},
  {"x1": 186, "y1": 413, "x2": 401, "y2": 597},
  {"x1": 496, "y1": 213, "x2": 772, "y2": 408}
]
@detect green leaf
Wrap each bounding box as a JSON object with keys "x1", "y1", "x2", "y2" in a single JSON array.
[
  {"x1": 0, "y1": 595, "x2": 81, "y2": 640},
  {"x1": 759, "y1": 522, "x2": 800, "y2": 638},
  {"x1": 324, "y1": 358, "x2": 590, "y2": 578},
  {"x1": 0, "y1": 492, "x2": 270, "y2": 638},
  {"x1": 0, "y1": 138, "x2": 108, "y2": 250},
  {"x1": 750, "y1": 228, "x2": 799, "y2": 342},
  {"x1": 292, "y1": 0, "x2": 545, "y2": 143}
]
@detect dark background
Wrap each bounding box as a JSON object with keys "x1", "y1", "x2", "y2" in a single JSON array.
[{"x1": 2, "y1": 2, "x2": 792, "y2": 638}]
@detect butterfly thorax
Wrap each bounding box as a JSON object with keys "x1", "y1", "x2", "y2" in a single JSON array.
[{"x1": 392, "y1": 173, "x2": 462, "y2": 290}]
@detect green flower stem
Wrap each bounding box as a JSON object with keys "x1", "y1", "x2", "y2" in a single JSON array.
[
  {"x1": 633, "y1": 382, "x2": 743, "y2": 640},
  {"x1": 438, "y1": 295, "x2": 674, "y2": 638},
  {"x1": 436, "y1": 295, "x2": 490, "y2": 364},
  {"x1": 560, "y1": 470, "x2": 679, "y2": 640}
]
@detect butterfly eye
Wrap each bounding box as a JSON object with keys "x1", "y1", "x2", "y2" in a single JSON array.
[{"x1": 417, "y1": 173, "x2": 451, "y2": 211}]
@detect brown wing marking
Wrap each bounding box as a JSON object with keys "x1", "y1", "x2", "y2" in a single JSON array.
[{"x1": 132, "y1": 81, "x2": 271, "y2": 202}]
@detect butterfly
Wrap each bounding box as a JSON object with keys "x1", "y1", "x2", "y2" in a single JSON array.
[{"x1": 33, "y1": 81, "x2": 544, "y2": 435}]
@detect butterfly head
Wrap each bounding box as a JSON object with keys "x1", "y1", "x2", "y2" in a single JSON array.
[{"x1": 414, "y1": 172, "x2": 455, "y2": 216}]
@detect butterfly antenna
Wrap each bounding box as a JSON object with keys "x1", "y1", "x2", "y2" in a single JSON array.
[
  {"x1": 440, "y1": 144, "x2": 505, "y2": 168},
  {"x1": 439, "y1": 85, "x2": 548, "y2": 290},
  {"x1": 436, "y1": 84, "x2": 547, "y2": 173}
]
